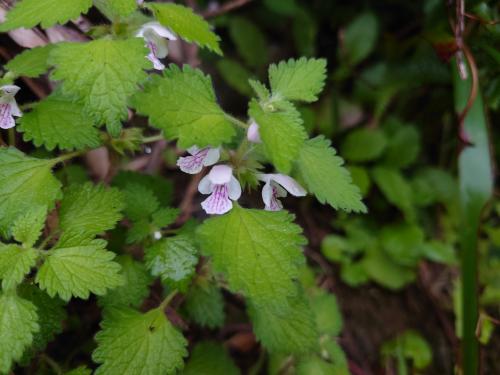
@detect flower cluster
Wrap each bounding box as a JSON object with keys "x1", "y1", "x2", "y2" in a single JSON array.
[
  {"x1": 136, "y1": 22, "x2": 177, "y2": 71},
  {"x1": 176, "y1": 138, "x2": 306, "y2": 215}
]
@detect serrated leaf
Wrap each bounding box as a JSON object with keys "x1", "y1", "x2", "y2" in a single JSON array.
[
  {"x1": 269, "y1": 58, "x2": 327, "y2": 102},
  {"x1": 133, "y1": 64, "x2": 235, "y2": 148},
  {"x1": 296, "y1": 136, "x2": 366, "y2": 213},
  {"x1": 122, "y1": 183, "x2": 159, "y2": 222},
  {"x1": 0, "y1": 0, "x2": 92, "y2": 31},
  {"x1": 18, "y1": 93, "x2": 101, "y2": 151},
  {"x1": 229, "y1": 17, "x2": 267, "y2": 68},
  {"x1": 249, "y1": 79, "x2": 270, "y2": 101},
  {"x1": 340, "y1": 128, "x2": 387, "y2": 162},
  {"x1": 152, "y1": 207, "x2": 179, "y2": 228},
  {"x1": 310, "y1": 291, "x2": 342, "y2": 336},
  {"x1": 248, "y1": 99, "x2": 306, "y2": 173},
  {"x1": 98, "y1": 255, "x2": 152, "y2": 309},
  {"x1": 372, "y1": 166, "x2": 415, "y2": 221},
  {"x1": 50, "y1": 39, "x2": 150, "y2": 135},
  {"x1": 182, "y1": 342, "x2": 239, "y2": 375},
  {"x1": 93, "y1": 307, "x2": 188, "y2": 375},
  {"x1": 145, "y1": 236, "x2": 198, "y2": 291},
  {"x1": 112, "y1": 171, "x2": 173, "y2": 206},
  {"x1": 197, "y1": 204, "x2": 306, "y2": 309},
  {"x1": 94, "y1": 0, "x2": 137, "y2": 19},
  {"x1": 381, "y1": 330, "x2": 432, "y2": 370},
  {"x1": 147, "y1": 3, "x2": 221, "y2": 55},
  {"x1": 0, "y1": 148, "x2": 61, "y2": 236},
  {"x1": 59, "y1": 183, "x2": 124, "y2": 239},
  {"x1": 126, "y1": 220, "x2": 152, "y2": 245},
  {"x1": 5, "y1": 45, "x2": 56, "y2": 78},
  {"x1": 18, "y1": 284, "x2": 65, "y2": 356},
  {"x1": 11, "y1": 206, "x2": 47, "y2": 248},
  {"x1": 248, "y1": 295, "x2": 318, "y2": 354},
  {"x1": 0, "y1": 293, "x2": 39, "y2": 373},
  {"x1": 0, "y1": 244, "x2": 38, "y2": 290},
  {"x1": 36, "y1": 237, "x2": 123, "y2": 301},
  {"x1": 184, "y1": 280, "x2": 225, "y2": 328}
]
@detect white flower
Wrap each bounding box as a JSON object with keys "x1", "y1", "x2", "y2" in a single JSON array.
[
  {"x1": 247, "y1": 119, "x2": 261, "y2": 143},
  {"x1": 136, "y1": 22, "x2": 177, "y2": 70},
  {"x1": 177, "y1": 146, "x2": 220, "y2": 174},
  {"x1": 0, "y1": 85, "x2": 21, "y2": 130},
  {"x1": 199, "y1": 165, "x2": 241, "y2": 215},
  {"x1": 258, "y1": 173, "x2": 306, "y2": 211}
]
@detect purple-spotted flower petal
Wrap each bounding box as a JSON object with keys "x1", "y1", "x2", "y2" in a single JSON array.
[
  {"x1": 247, "y1": 119, "x2": 261, "y2": 143},
  {"x1": 136, "y1": 22, "x2": 177, "y2": 71},
  {"x1": 0, "y1": 85, "x2": 21, "y2": 130},
  {"x1": 258, "y1": 173, "x2": 306, "y2": 211},
  {"x1": 199, "y1": 165, "x2": 241, "y2": 215},
  {"x1": 177, "y1": 146, "x2": 220, "y2": 174}
]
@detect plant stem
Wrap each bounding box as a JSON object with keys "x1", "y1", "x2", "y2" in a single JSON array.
[
  {"x1": 8, "y1": 128, "x2": 15, "y2": 146},
  {"x1": 158, "y1": 290, "x2": 178, "y2": 311},
  {"x1": 52, "y1": 150, "x2": 84, "y2": 165},
  {"x1": 224, "y1": 113, "x2": 248, "y2": 129},
  {"x1": 142, "y1": 134, "x2": 164, "y2": 143},
  {"x1": 40, "y1": 354, "x2": 63, "y2": 375}
]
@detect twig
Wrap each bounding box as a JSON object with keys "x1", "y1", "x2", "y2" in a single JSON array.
[{"x1": 203, "y1": 0, "x2": 252, "y2": 18}]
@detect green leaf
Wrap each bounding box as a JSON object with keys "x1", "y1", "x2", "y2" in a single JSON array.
[
  {"x1": 113, "y1": 171, "x2": 173, "y2": 206},
  {"x1": 382, "y1": 125, "x2": 420, "y2": 168},
  {"x1": 0, "y1": 0, "x2": 92, "y2": 31},
  {"x1": 347, "y1": 165, "x2": 371, "y2": 197},
  {"x1": 216, "y1": 59, "x2": 253, "y2": 96},
  {"x1": 122, "y1": 183, "x2": 159, "y2": 222},
  {"x1": 98, "y1": 255, "x2": 152, "y2": 309},
  {"x1": 421, "y1": 241, "x2": 456, "y2": 265},
  {"x1": 36, "y1": 237, "x2": 123, "y2": 301},
  {"x1": 18, "y1": 284, "x2": 66, "y2": 355},
  {"x1": 65, "y1": 367, "x2": 92, "y2": 375},
  {"x1": 0, "y1": 293, "x2": 39, "y2": 373},
  {"x1": 362, "y1": 246, "x2": 415, "y2": 290},
  {"x1": 454, "y1": 59, "x2": 493, "y2": 373},
  {"x1": 145, "y1": 236, "x2": 198, "y2": 291},
  {"x1": 249, "y1": 79, "x2": 271, "y2": 102},
  {"x1": 296, "y1": 357, "x2": 338, "y2": 375},
  {"x1": 94, "y1": 0, "x2": 137, "y2": 19},
  {"x1": 372, "y1": 166, "x2": 415, "y2": 221},
  {"x1": 0, "y1": 148, "x2": 61, "y2": 236},
  {"x1": 380, "y1": 223, "x2": 424, "y2": 267},
  {"x1": 229, "y1": 17, "x2": 267, "y2": 68},
  {"x1": 381, "y1": 330, "x2": 432, "y2": 370},
  {"x1": 182, "y1": 342, "x2": 239, "y2": 375},
  {"x1": 93, "y1": 307, "x2": 188, "y2": 375},
  {"x1": 5, "y1": 45, "x2": 56, "y2": 78},
  {"x1": 0, "y1": 244, "x2": 38, "y2": 290},
  {"x1": 152, "y1": 208, "x2": 179, "y2": 228},
  {"x1": 133, "y1": 65, "x2": 235, "y2": 148},
  {"x1": 309, "y1": 291, "x2": 342, "y2": 336},
  {"x1": 147, "y1": 3, "x2": 221, "y2": 55},
  {"x1": 184, "y1": 280, "x2": 225, "y2": 329},
  {"x1": 340, "y1": 128, "x2": 387, "y2": 162},
  {"x1": 18, "y1": 93, "x2": 101, "y2": 151},
  {"x1": 296, "y1": 136, "x2": 366, "y2": 213},
  {"x1": 11, "y1": 206, "x2": 47, "y2": 248},
  {"x1": 341, "y1": 12, "x2": 379, "y2": 65},
  {"x1": 269, "y1": 57, "x2": 327, "y2": 102},
  {"x1": 248, "y1": 99, "x2": 306, "y2": 174},
  {"x1": 59, "y1": 183, "x2": 124, "y2": 239},
  {"x1": 197, "y1": 205, "x2": 306, "y2": 309},
  {"x1": 248, "y1": 295, "x2": 318, "y2": 354},
  {"x1": 50, "y1": 39, "x2": 150, "y2": 135}
]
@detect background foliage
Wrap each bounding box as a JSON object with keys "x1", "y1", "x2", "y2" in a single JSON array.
[{"x1": 0, "y1": 0, "x2": 499, "y2": 374}]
